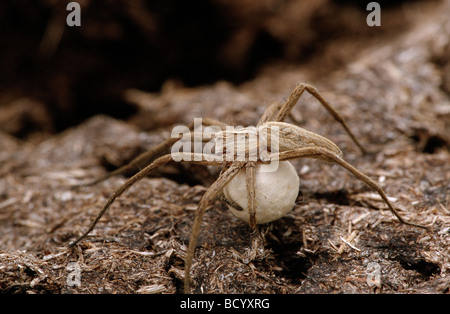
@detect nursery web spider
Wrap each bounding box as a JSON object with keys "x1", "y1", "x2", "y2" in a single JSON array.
[{"x1": 69, "y1": 83, "x2": 427, "y2": 293}]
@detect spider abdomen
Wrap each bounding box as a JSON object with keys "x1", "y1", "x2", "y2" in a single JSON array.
[{"x1": 222, "y1": 161, "x2": 300, "y2": 224}]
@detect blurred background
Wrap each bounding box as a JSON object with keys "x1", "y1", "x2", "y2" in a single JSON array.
[{"x1": 0, "y1": 0, "x2": 445, "y2": 142}]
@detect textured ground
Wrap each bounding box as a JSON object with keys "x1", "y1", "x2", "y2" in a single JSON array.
[{"x1": 0, "y1": 0, "x2": 449, "y2": 294}]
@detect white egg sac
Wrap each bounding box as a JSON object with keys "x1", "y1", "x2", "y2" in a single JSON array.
[{"x1": 222, "y1": 161, "x2": 300, "y2": 224}]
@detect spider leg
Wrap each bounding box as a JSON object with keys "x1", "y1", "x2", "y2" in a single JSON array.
[
  {"x1": 274, "y1": 147, "x2": 428, "y2": 230},
  {"x1": 69, "y1": 152, "x2": 224, "y2": 248},
  {"x1": 184, "y1": 162, "x2": 245, "y2": 293},
  {"x1": 267, "y1": 83, "x2": 367, "y2": 155},
  {"x1": 258, "y1": 100, "x2": 304, "y2": 127},
  {"x1": 74, "y1": 118, "x2": 228, "y2": 187}
]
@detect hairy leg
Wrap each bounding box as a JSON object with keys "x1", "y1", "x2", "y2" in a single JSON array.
[
  {"x1": 274, "y1": 147, "x2": 428, "y2": 230},
  {"x1": 69, "y1": 152, "x2": 224, "y2": 248}
]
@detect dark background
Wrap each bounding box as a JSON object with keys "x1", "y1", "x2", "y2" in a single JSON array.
[{"x1": 0, "y1": 0, "x2": 430, "y2": 138}]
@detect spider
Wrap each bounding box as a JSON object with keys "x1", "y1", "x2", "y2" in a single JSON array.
[{"x1": 69, "y1": 83, "x2": 427, "y2": 293}]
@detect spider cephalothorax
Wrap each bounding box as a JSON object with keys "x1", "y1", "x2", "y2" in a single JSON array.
[{"x1": 69, "y1": 83, "x2": 427, "y2": 293}]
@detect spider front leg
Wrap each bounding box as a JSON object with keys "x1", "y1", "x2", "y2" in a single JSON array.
[
  {"x1": 275, "y1": 147, "x2": 428, "y2": 230},
  {"x1": 264, "y1": 83, "x2": 367, "y2": 154},
  {"x1": 69, "y1": 152, "x2": 224, "y2": 248},
  {"x1": 184, "y1": 162, "x2": 245, "y2": 293}
]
